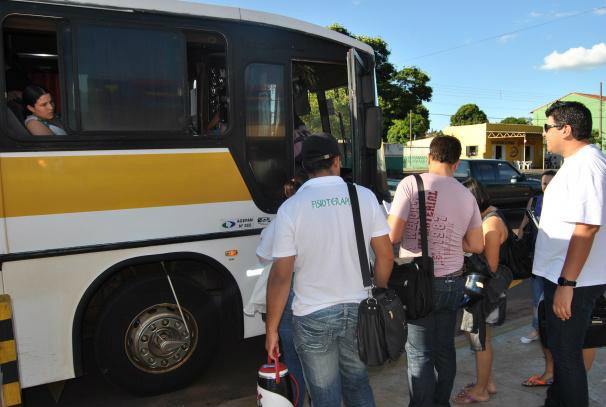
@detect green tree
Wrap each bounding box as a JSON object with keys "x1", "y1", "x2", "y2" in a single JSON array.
[
  {"x1": 500, "y1": 116, "x2": 531, "y2": 124},
  {"x1": 381, "y1": 68, "x2": 432, "y2": 131},
  {"x1": 427, "y1": 130, "x2": 445, "y2": 137},
  {"x1": 386, "y1": 120, "x2": 409, "y2": 144},
  {"x1": 328, "y1": 23, "x2": 432, "y2": 135},
  {"x1": 590, "y1": 129, "x2": 602, "y2": 149},
  {"x1": 328, "y1": 24, "x2": 397, "y2": 92},
  {"x1": 450, "y1": 104, "x2": 488, "y2": 126},
  {"x1": 301, "y1": 87, "x2": 351, "y2": 141},
  {"x1": 386, "y1": 110, "x2": 429, "y2": 144},
  {"x1": 327, "y1": 23, "x2": 352, "y2": 36}
]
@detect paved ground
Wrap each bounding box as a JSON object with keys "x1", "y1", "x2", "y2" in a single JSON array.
[
  {"x1": 23, "y1": 280, "x2": 604, "y2": 406},
  {"x1": 220, "y1": 316, "x2": 606, "y2": 407}
]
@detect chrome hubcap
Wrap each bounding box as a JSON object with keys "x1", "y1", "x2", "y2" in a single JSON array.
[{"x1": 125, "y1": 303, "x2": 198, "y2": 373}]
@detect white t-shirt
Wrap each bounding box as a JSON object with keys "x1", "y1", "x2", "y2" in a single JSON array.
[
  {"x1": 24, "y1": 115, "x2": 67, "y2": 135},
  {"x1": 256, "y1": 221, "x2": 275, "y2": 265},
  {"x1": 533, "y1": 144, "x2": 606, "y2": 287},
  {"x1": 271, "y1": 176, "x2": 390, "y2": 316}
]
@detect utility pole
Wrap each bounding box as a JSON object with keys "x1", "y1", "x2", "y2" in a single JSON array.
[{"x1": 409, "y1": 110, "x2": 413, "y2": 168}]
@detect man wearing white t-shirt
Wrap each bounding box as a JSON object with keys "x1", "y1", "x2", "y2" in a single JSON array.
[
  {"x1": 265, "y1": 134, "x2": 394, "y2": 407},
  {"x1": 533, "y1": 101, "x2": 606, "y2": 407}
]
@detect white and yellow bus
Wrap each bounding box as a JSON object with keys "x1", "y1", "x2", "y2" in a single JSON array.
[{"x1": 0, "y1": 0, "x2": 387, "y2": 395}]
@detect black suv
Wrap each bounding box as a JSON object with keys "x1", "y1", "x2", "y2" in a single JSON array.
[{"x1": 454, "y1": 159, "x2": 542, "y2": 208}]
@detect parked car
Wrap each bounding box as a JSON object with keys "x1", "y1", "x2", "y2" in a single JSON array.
[
  {"x1": 387, "y1": 159, "x2": 542, "y2": 209},
  {"x1": 454, "y1": 159, "x2": 541, "y2": 207}
]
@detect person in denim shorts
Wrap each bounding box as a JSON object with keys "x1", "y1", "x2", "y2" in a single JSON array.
[
  {"x1": 265, "y1": 134, "x2": 394, "y2": 407},
  {"x1": 388, "y1": 136, "x2": 484, "y2": 407}
]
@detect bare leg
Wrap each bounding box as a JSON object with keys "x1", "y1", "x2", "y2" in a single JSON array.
[
  {"x1": 583, "y1": 348, "x2": 596, "y2": 371},
  {"x1": 459, "y1": 327, "x2": 493, "y2": 402}
]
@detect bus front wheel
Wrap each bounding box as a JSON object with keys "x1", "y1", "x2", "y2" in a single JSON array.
[{"x1": 94, "y1": 273, "x2": 218, "y2": 395}]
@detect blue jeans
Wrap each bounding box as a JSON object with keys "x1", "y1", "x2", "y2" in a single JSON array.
[
  {"x1": 406, "y1": 275, "x2": 464, "y2": 407},
  {"x1": 531, "y1": 275, "x2": 545, "y2": 330},
  {"x1": 279, "y1": 290, "x2": 306, "y2": 407},
  {"x1": 293, "y1": 303, "x2": 375, "y2": 407},
  {"x1": 543, "y1": 279, "x2": 606, "y2": 407}
]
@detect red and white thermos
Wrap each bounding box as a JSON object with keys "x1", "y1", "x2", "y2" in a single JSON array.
[{"x1": 256, "y1": 357, "x2": 299, "y2": 407}]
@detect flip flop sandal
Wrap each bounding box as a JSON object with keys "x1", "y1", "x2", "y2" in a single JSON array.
[
  {"x1": 465, "y1": 383, "x2": 497, "y2": 395},
  {"x1": 522, "y1": 375, "x2": 553, "y2": 387},
  {"x1": 453, "y1": 389, "x2": 490, "y2": 405}
]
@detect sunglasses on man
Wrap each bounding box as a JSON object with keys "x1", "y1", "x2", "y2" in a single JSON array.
[{"x1": 543, "y1": 123, "x2": 564, "y2": 132}]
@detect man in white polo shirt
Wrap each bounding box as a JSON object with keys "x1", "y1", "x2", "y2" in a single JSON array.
[
  {"x1": 533, "y1": 101, "x2": 606, "y2": 407},
  {"x1": 265, "y1": 134, "x2": 394, "y2": 407}
]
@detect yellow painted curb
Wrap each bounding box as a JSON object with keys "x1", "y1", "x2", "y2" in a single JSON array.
[{"x1": 0, "y1": 295, "x2": 21, "y2": 407}]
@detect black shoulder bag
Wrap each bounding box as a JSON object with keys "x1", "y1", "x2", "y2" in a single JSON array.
[
  {"x1": 346, "y1": 183, "x2": 407, "y2": 367},
  {"x1": 497, "y1": 209, "x2": 534, "y2": 280},
  {"x1": 388, "y1": 174, "x2": 435, "y2": 320}
]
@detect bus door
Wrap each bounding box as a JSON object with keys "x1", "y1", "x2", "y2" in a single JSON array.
[
  {"x1": 347, "y1": 49, "x2": 384, "y2": 193},
  {"x1": 291, "y1": 60, "x2": 353, "y2": 178},
  {"x1": 240, "y1": 44, "x2": 292, "y2": 213}
]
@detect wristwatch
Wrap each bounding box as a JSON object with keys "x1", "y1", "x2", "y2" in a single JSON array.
[{"x1": 557, "y1": 277, "x2": 577, "y2": 287}]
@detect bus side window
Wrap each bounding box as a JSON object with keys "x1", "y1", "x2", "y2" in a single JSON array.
[
  {"x1": 2, "y1": 15, "x2": 63, "y2": 136},
  {"x1": 185, "y1": 31, "x2": 228, "y2": 136},
  {"x1": 75, "y1": 25, "x2": 184, "y2": 132}
]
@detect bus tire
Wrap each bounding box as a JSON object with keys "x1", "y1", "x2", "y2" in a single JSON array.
[{"x1": 94, "y1": 272, "x2": 218, "y2": 395}]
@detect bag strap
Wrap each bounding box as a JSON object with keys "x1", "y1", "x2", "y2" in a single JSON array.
[
  {"x1": 346, "y1": 182, "x2": 372, "y2": 288},
  {"x1": 481, "y1": 209, "x2": 499, "y2": 222},
  {"x1": 413, "y1": 174, "x2": 431, "y2": 273}
]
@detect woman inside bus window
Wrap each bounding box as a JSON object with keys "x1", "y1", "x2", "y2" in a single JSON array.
[{"x1": 23, "y1": 85, "x2": 67, "y2": 136}]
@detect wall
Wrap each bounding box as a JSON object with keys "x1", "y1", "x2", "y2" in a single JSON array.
[
  {"x1": 443, "y1": 123, "x2": 487, "y2": 158},
  {"x1": 443, "y1": 123, "x2": 544, "y2": 168},
  {"x1": 384, "y1": 143, "x2": 403, "y2": 173},
  {"x1": 403, "y1": 136, "x2": 433, "y2": 169},
  {"x1": 531, "y1": 93, "x2": 606, "y2": 134}
]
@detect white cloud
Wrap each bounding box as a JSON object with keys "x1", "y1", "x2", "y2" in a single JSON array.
[
  {"x1": 529, "y1": 11, "x2": 542, "y2": 18},
  {"x1": 553, "y1": 11, "x2": 577, "y2": 18},
  {"x1": 498, "y1": 34, "x2": 517, "y2": 44},
  {"x1": 594, "y1": 7, "x2": 606, "y2": 15},
  {"x1": 541, "y1": 42, "x2": 606, "y2": 70}
]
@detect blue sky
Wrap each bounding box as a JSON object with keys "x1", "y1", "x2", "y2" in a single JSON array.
[{"x1": 197, "y1": 0, "x2": 606, "y2": 131}]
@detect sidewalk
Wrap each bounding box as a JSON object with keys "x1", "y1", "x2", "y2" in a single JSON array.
[{"x1": 218, "y1": 316, "x2": 605, "y2": 407}]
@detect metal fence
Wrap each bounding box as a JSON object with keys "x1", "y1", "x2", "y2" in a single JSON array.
[{"x1": 403, "y1": 155, "x2": 428, "y2": 169}]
